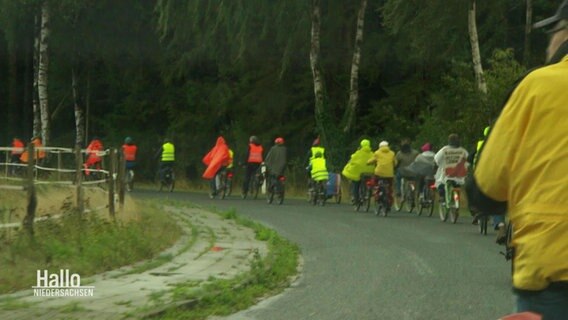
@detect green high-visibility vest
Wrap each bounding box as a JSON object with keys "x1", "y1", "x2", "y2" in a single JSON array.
[{"x1": 161, "y1": 143, "x2": 175, "y2": 161}]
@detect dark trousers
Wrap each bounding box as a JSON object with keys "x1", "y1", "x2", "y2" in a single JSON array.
[
  {"x1": 242, "y1": 163, "x2": 260, "y2": 194},
  {"x1": 516, "y1": 285, "x2": 568, "y2": 320}
]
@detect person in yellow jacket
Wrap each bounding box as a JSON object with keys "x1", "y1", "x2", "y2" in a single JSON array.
[
  {"x1": 367, "y1": 141, "x2": 397, "y2": 209},
  {"x1": 467, "y1": 2, "x2": 568, "y2": 318},
  {"x1": 342, "y1": 139, "x2": 375, "y2": 204},
  {"x1": 310, "y1": 152, "x2": 328, "y2": 182}
]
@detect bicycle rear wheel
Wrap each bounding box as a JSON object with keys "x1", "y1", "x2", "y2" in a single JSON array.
[
  {"x1": 404, "y1": 184, "x2": 415, "y2": 213},
  {"x1": 479, "y1": 216, "x2": 488, "y2": 235},
  {"x1": 439, "y1": 201, "x2": 448, "y2": 222}
]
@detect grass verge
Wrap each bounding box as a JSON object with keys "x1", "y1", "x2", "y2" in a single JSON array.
[
  {"x1": 0, "y1": 200, "x2": 182, "y2": 294},
  {"x1": 145, "y1": 209, "x2": 300, "y2": 320}
]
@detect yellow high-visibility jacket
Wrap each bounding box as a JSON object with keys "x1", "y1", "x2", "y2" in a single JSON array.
[{"x1": 474, "y1": 55, "x2": 568, "y2": 291}]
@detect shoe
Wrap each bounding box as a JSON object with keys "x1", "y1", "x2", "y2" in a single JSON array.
[{"x1": 496, "y1": 223, "x2": 507, "y2": 245}]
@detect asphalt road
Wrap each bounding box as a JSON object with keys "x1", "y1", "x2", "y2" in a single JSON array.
[{"x1": 135, "y1": 189, "x2": 513, "y2": 320}]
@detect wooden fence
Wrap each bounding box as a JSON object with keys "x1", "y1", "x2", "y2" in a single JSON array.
[{"x1": 0, "y1": 144, "x2": 127, "y2": 235}]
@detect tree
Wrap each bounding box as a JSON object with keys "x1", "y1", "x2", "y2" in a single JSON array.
[
  {"x1": 310, "y1": 0, "x2": 327, "y2": 143},
  {"x1": 38, "y1": 0, "x2": 50, "y2": 146},
  {"x1": 468, "y1": 0, "x2": 487, "y2": 95},
  {"x1": 343, "y1": 0, "x2": 368, "y2": 133}
]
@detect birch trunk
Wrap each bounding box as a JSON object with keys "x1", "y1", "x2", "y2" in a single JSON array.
[
  {"x1": 72, "y1": 68, "x2": 84, "y2": 146},
  {"x1": 310, "y1": 0, "x2": 326, "y2": 141},
  {"x1": 32, "y1": 12, "x2": 41, "y2": 139},
  {"x1": 38, "y1": 1, "x2": 50, "y2": 146},
  {"x1": 343, "y1": 0, "x2": 367, "y2": 133},
  {"x1": 468, "y1": 0, "x2": 487, "y2": 95},
  {"x1": 523, "y1": 0, "x2": 532, "y2": 65}
]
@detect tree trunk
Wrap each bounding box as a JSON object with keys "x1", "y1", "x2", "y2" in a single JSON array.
[
  {"x1": 468, "y1": 0, "x2": 487, "y2": 95},
  {"x1": 523, "y1": 0, "x2": 532, "y2": 66},
  {"x1": 32, "y1": 12, "x2": 41, "y2": 139},
  {"x1": 310, "y1": 0, "x2": 327, "y2": 142},
  {"x1": 72, "y1": 68, "x2": 85, "y2": 146},
  {"x1": 38, "y1": 1, "x2": 51, "y2": 146},
  {"x1": 343, "y1": 0, "x2": 368, "y2": 133}
]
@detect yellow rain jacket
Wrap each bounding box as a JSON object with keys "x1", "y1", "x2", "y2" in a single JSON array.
[
  {"x1": 342, "y1": 140, "x2": 375, "y2": 181},
  {"x1": 474, "y1": 56, "x2": 568, "y2": 291},
  {"x1": 368, "y1": 146, "x2": 396, "y2": 178}
]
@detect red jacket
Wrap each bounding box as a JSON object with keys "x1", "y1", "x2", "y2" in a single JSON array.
[{"x1": 122, "y1": 144, "x2": 137, "y2": 161}]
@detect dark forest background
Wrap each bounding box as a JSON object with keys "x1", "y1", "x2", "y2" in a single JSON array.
[{"x1": 0, "y1": 0, "x2": 556, "y2": 181}]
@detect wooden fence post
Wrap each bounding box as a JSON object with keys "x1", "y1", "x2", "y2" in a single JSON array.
[
  {"x1": 23, "y1": 143, "x2": 37, "y2": 237},
  {"x1": 57, "y1": 151, "x2": 62, "y2": 181},
  {"x1": 108, "y1": 149, "x2": 116, "y2": 218},
  {"x1": 117, "y1": 149, "x2": 125, "y2": 209},
  {"x1": 75, "y1": 145, "x2": 84, "y2": 216}
]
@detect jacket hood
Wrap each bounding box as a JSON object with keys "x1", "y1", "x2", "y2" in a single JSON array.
[
  {"x1": 360, "y1": 139, "x2": 371, "y2": 148},
  {"x1": 216, "y1": 136, "x2": 226, "y2": 146},
  {"x1": 378, "y1": 146, "x2": 391, "y2": 153}
]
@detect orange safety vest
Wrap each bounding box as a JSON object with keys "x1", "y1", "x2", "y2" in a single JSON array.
[
  {"x1": 247, "y1": 144, "x2": 263, "y2": 163},
  {"x1": 122, "y1": 144, "x2": 137, "y2": 161}
]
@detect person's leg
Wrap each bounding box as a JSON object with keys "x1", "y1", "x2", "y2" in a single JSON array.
[
  {"x1": 395, "y1": 170, "x2": 402, "y2": 197},
  {"x1": 351, "y1": 180, "x2": 361, "y2": 203},
  {"x1": 438, "y1": 184, "x2": 446, "y2": 203},
  {"x1": 493, "y1": 214, "x2": 506, "y2": 229},
  {"x1": 516, "y1": 286, "x2": 568, "y2": 320},
  {"x1": 242, "y1": 164, "x2": 253, "y2": 195}
]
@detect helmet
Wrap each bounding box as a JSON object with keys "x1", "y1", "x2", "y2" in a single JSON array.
[
  {"x1": 125, "y1": 137, "x2": 133, "y2": 144},
  {"x1": 312, "y1": 137, "x2": 321, "y2": 146},
  {"x1": 379, "y1": 141, "x2": 389, "y2": 147},
  {"x1": 483, "y1": 126, "x2": 490, "y2": 137},
  {"x1": 421, "y1": 143, "x2": 431, "y2": 152},
  {"x1": 275, "y1": 137, "x2": 284, "y2": 145},
  {"x1": 249, "y1": 135, "x2": 259, "y2": 144}
]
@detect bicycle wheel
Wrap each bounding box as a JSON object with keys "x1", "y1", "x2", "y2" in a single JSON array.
[
  {"x1": 365, "y1": 187, "x2": 372, "y2": 212},
  {"x1": 427, "y1": 188, "x2": 435, "y2": 217},
  {"x1": 479, "y1": 216, "x2": 488, "y2": 235},
  {"x1": 439, "y1": 201, "x2": 448, "y2": 222},
  {"x1": 252, "y1": 178, "x2": 260, "y2": 200},
  {"x1": 404, "y1": 184, "x2": 415, "y2": 213},
  {"x1": 449, "y1": 190, "x2": 460, "y2": 223},
  {"x1": 278, "y1": 184, "x2": 285, "y2": 205}
]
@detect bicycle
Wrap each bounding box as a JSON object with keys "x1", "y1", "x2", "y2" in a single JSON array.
[
  {"x1": 417, "y1": 178, "x2": 436, "y2": 217},
  {"x1": 354, "y1": 175, "x2": 373, "y2": 212},
  {"x1": 478, "y1": 215, "x2": 489, "y2": 235},
  {"x1": 396, "y1": 177, "x2": 417, "y2": 213},
  {"x1": 211, "y1": 169, "x2": 229, "y2": 199},
  {"x1": 438, "y1": 179, "x2": 462, "y2": 223},
  {"x1": 248, "y1": 166, "x2": 265, "y2": 200},
  {"x1": 267, "y1": 174, "x2": 285, "y2": 205},
  {"x1": 311, "y1": 180, "x2": 327, "y2": 206},
  {"x1": 373, "y1": 178, "x2": 391, "y2": 217},
  {"x1": 159, "y1": 166, "x2": 175, "y2": 192},
  {"x1": 125, "y1": 168, "x2": 135, "y2": 191}
]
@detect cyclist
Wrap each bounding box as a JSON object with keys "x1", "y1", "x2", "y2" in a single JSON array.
[
  {"x1": 395, "y1": 138, "x2": 419, "y2": 199},
  {"x1": 122, "y1": 137, "x2": 138, "y2": 170},
  {"x1": 309, "y1": 151, "x2": 328, "y2": 194},
  {"x1": 264, "y1": 137, "x2": 287, "y2": 190},
  {"x1": 122, "y1": 137, "x2": 137, "y2": 191},
  {"x1": 407, "y1": 143, "x2": 436, "y2": 201},
  {"x1": 20, "y1": 136, "x2": 46, "y2": 165},
  {"x1": 305, "y1": 136, "x2": 325, "y2": 191},
  {"x1": 202, "y1": 136, "x2": 231, "y2": 198},
  {"x1": 434, "y1": 134, "x2": 468, "y2": 207},
  {"x1": 367, "y1": 141, "x2": 397, "y2": 211},
  {"x1": 470, "y1": 126, "x2": 506, "y2": 241},
  {"x1": 468, "y1": 3, "x2": 568, "y2": 316},
  {"x1": 241, "y1": 135, "x2": 263, "y2": 198},
  {"x1": 83, "y1": 137, "x2": 104, "y2": 177},
  {"x1": 341, "y1": 139, "x2": 375, "y2": 204},
  {"x1": 156, "y1": 137, "x2": 175, "y2": 183},
  {"x1": 10, "y1": 136, "x2": 24, "y2": 175}
]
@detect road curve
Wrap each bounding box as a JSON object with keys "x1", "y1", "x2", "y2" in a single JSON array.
[{"x1": 135, "y1": 189, "x2": 512, "y2": 320}]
